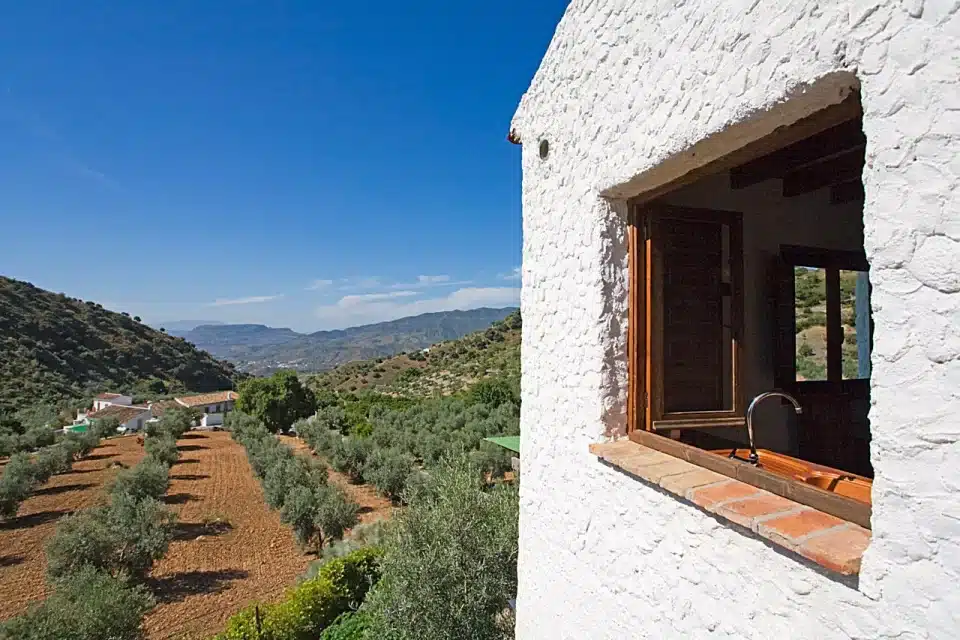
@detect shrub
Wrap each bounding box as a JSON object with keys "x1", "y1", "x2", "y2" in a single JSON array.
[
  {"x1": 46, "y1": 493, "x2": 175, "y2": 582},
  {"x1": 363, "y1": 448, "x2": 414, "y2": 502},
  {"x1": 89, "y1": 417, "x2": 121, "y2": 440},
  {"x1": 157, "y1": 406, "x2": 196, "y2": 439},
  {"x1": 364, "y1": 458, "x2": 519, "y2": 640},
  {"x1": 214, "y1": 548, "x2": 382, "y2": 640},
  {"x1": 302, "y1": 521, "x2": 390, "y2": 581},
  {"x1": 18, "y1": 426, "x2": 56, "y2": 452},
  {"x1": 33, "y1": 444, "x2": 74, "y2": 480},
  {"x1": 0, "y1": 565, "x2": 155, "y2": 640},
  {"x1": 281, "y1": 482, "x2": 359, "y2": 554},
  {"x1": 469, "y1": 442, "x2": 514, "y2": 478},
  {"x1": 236, "y1": 371, "x2": 318, "y2": 433},
  {"x1": 319, "y1": 611, "x2": 371, "y2": 640},
  {"x1": 144, "y1": 434, "x2": 179, "y2": 467},
  {"x1": 63, "y1": 431, "x2": 99, "y2": 459},
  {"x1": 330, "y1": 437, "x2": 371, "y2": 483},
  {"x1": 109, "y1": 459, "x2": 169, "y2": 502},
  {"x1": 0, "y1": 432, "x2": 18, "y2": 458},
  {"x1": 468, "y1": 377, "x2": 517, "y2": 408},
  {"x1": 0, "y1": 454, "x2": 38, "y2": 519},
  {"x1": 264, "y1": 455, "x2": 326, "y2": 510}
]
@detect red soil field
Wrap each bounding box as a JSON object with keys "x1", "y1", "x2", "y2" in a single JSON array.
[
  {"x1": 0, "y1": 435, "x2": 146, "y2": 619},
  {"x1": 142, "y1": 430, "x2": 312, "y2": 639},
  {"x1": 0, "y1": 430, "x2": 393, "y2": 639}
]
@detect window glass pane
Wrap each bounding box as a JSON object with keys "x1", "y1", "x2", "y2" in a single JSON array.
[
  {"x1": 841, "y1": 270, "x2": 871, "y2": 380},
  {"x1": 794, "y1": 266, "x2": 828, "y2": 381}
]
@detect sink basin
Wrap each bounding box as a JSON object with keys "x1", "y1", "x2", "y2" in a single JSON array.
[
  {"x1": 710, "y1": 448, "x2": 872, "y2": 506},
  {"x1": 800, "y1": 473, "x2": 872, "y2": 504}
]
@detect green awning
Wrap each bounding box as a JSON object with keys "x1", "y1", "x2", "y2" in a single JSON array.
[{"x1": 483, "y1": 436, "x2": 520, "y2": 454}]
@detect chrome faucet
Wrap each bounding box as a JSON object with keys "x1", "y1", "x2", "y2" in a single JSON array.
[{"x1": 730, "y1": 391, "x2": 803, "y2": 465}]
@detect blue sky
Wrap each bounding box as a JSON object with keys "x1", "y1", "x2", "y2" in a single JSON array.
[{"x1": 0, "y1": 1, "x2": 566, "y2": 332}]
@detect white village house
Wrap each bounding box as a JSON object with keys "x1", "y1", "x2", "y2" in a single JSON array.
[
  {"x1": 76, "y1": 390, "x2": 236, "y2": 432},
  {"x1": 173, "y1": 391, "x2": 237, "y2": 428},
  {"x1": 73, "y1": 395, "x2": 151, "y2": 434},
  {"x1": 91, "y1": 392, "x2": 133, "y2": 412},
  {"x1": 511, "y1": 2, "x2": 959, "y2": 639}
]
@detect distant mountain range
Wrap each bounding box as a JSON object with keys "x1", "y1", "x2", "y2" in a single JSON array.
[
  {"x1": 176, "y1": 307, "x2": 518, "y2": 375},
  {"x1": 156, "y1": 319, "x2": 225, "y2": 333},
  {"x1": 0, "y1": 277, "x2": 241, "y2": 411}
]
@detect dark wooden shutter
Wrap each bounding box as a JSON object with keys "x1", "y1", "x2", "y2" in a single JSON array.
[{"x1": 657, "y1": 218, "x2": 725, "y2": 413}]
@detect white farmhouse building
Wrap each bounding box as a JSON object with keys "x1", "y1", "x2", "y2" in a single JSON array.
[
  {"x1": 511, "y1": 2, "x2": 958, "y2": 638},
  {"x1": 91, "y1": 392, "x2": 133, "y2": 412},
  {"x1": 175, "y1": 391, "x2": 237, "y2": 427},
  {"x1": 77, "y1": 403, "x2": 151, "y2": 434}
]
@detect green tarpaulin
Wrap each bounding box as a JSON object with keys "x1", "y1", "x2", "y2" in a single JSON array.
[{"x1": 483, "y1": 436, "x2": 520, "y2": 454}]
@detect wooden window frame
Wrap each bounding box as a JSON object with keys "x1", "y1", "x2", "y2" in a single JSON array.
[
  {"x1": 628, "y1": 204, "x2": 745, "y2": 433},
  {"x1": 774, "y1": 245, "x2": 870, "y2": 389}
]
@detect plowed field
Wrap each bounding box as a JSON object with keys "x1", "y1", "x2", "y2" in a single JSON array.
[{"x1": 0, "y1": 431, "x2": 314, "y2": 639}]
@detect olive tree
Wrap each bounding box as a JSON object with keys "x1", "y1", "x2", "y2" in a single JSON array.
[
  {"x1": 364, "y1": 458, "x2": 519, "y2": 640},
  {"x1": 0, "y1": 565, "x2": 154, "y2": 640},
  {"x1": 46, "y1": 493, "x2": 175, "y2": 582}
]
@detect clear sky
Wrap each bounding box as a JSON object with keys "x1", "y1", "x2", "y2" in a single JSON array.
[{"x1": 0, "y1": 1, "x2": 567, "y2": 332}]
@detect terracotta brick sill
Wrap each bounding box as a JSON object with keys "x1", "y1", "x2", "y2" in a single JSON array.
[{"x1": 590, "y1": 440, "x2": 871, "y2": 576}]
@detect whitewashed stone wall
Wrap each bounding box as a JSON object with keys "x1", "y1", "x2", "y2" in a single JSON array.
[{"x1": 512, "y1": 1, "x2": 960, "y2": 638}]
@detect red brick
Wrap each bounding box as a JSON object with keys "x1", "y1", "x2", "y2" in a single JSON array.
[
  {"x1": 659, "y1": 468, "x2": 727, "y2": 495},
  {"x1": 798, "y1": 526, "x2": 871, "y2": 575},
  {"x1": 687, "y1": 480, "x2": 760, "y2": 509},
  {"x1": 715, "y1": 493, "x2": 798, "y2": 530},
  {"x1": 758, "y1": 509, "x2": 848, "y2": 546}
]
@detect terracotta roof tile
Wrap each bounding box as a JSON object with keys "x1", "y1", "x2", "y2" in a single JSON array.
[
  {"x1": 87, "y1": 404, "x2": 150, "y2": 424},
  {"x1": 175, "y1": 391, "x2": 237, "y2": 408},
  {"x1": 149, "y1": 400, "x2": 181, "y2": 417}
]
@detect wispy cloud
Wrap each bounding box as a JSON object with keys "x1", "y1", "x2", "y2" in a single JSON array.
[
  {"x1": 339, "y1": 291, "x2": 419, "y2": 307},
  {"x1": 500, "y1": 267, "x2": 521, "y2": 281},
  {"x1": 315, "y1": 286, "x2": 519, "y2": 329},
  {"x1": 338, "y1": 276, "x2": 382, "y2": 291},
  {"x1": 208, "y1": 294, "x2": 284, "y2": 307},
  {"x1": 305, "y1": 279, "x2": 334, "y2": 291},
  {"x1": 417, "y1": 275, "x2": 449, "y2": 285},
  {"x1": 387, "y1": 275, "x2": 472, "y2": 290}
]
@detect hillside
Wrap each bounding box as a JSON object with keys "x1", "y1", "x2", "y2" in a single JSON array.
[
  {"x1": 0, "y1": 276, "x2": 241, "y2": 411},
  {"x1": 307, "y1": 310, "x2": 521, "y2": 397},
  {"x1": 188, "y1": 307, "x2": 517, "y2": 375},
  {"x1": 174, "y1": 324, "x2": 300, "y2": 350}
]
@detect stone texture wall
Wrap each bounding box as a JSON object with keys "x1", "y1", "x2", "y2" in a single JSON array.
[{"x1": 512, "y1": 1, "x2": 960, "y2": 638}]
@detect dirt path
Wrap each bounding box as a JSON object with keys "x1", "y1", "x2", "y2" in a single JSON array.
[
  {"x1": 278, "y1": 435, "x2": 394, "y2": 526},
  {"x1": 144, "y1": 431, "x2": 311, "y2": 640},
  {"x1": 0, "y1": 435, "x2": 146, "y2": 620}
]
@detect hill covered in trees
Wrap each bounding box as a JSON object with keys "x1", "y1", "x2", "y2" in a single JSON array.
[
  {"x1": 0, "y1": 276, "x2": 241, "y2": 412},
  {"x1": 307, "y1": 310, "x2": 521, "y2": 398},
  {"x1": 181, "y1": 307, "x2": 517, "y2": 375}
]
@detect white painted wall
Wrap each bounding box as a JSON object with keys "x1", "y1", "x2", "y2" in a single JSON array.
[
  {"x1": 93, "y1": 395, "x2": 133, "y2": 412},
  {"x1": 118, "y1": 411, "x2": 150, "y2": 433},
  {"x1": 512, "y1": 1, "x2": 960, "y2": 638},
  {"x1": 199, "y1": 401, "x2": 233, "y2": 427}
]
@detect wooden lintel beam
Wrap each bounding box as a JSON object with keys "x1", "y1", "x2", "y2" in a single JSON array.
[
  {"x1": 783, "y1": 146, "x2": 866, "y2": 197},
  {"x1": 730, "y1": 119, "x2": 865, "y2": 189},
  {"x1": 830, "y1": 180, "x2": 865, "y2": 205}
]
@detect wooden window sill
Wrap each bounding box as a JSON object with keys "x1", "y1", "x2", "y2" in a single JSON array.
[{"x1": 589, "y1": 440, "x2": 871, "y2": 576}]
